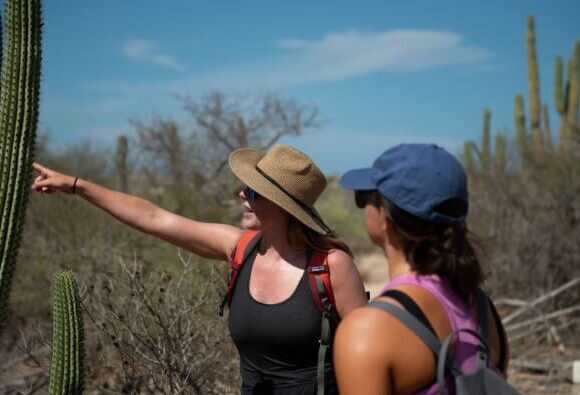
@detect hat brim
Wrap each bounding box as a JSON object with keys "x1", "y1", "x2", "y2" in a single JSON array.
[
  {"x1": 229, "y1": 148, "x2": 329, "y2": 235},
  {"x1": 339, "y1": 168, "x2": 376, "y2": 190}
]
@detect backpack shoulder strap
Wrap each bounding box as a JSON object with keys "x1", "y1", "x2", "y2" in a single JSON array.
[
  {"x1": 382, "y1": 289, "x2": 437, "y2": 335},
  {"x1": 476, "y1": 288, "x2": 508, "y2": 373},
  {"x1": 475, "y1": 288, "x2": 488, "y2": 340},
  {"x1": 307, "y1": 250, "x2": 337, "y2": 317},
  {"x1": 369, "y1": 300, "x2": 443, "y2": 356},
  {"x1": 306, "y1": 250, "x2": 337, "y2": 395},
  {"x1": 218, "y1": 230, "x2": 261, "y2": 316}
]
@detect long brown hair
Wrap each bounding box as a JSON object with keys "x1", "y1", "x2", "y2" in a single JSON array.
[
  {"x1": 287, "y1": 217, "x2": 354, "y2": 258},
  {"x1": 382, "y1": 198, "x2": 483, "y2": 298}
]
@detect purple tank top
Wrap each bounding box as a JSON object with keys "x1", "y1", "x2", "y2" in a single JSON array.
[{"x1": 381, "y1": 274, "x2": 502, "y2": 395}]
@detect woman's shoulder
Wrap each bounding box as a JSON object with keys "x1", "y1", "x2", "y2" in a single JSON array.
[{"x1": 325, "y1": 248, "x2": 354, "y2": 266}]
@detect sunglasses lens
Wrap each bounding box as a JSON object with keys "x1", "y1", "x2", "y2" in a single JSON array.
[
  {"x1": 355, "y1": 190, "x2": 376, "y2": 208},
  {"x1": 244, "y1": 186, "x2": 258, "y2": 201}
]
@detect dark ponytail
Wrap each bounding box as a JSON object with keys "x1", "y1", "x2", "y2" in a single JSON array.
[{"x1": 383, "y1": 199, "x2": 483, "y2": 298}]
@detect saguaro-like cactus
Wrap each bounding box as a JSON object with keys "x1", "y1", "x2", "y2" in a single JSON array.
[
  {"x1": 514, "y1": 94, "x2": 528, "y2": 158},
  {"x1": 48, "y1": 271, "x2": 85, "y2": 395},
  {"x1": 115, "y1": 135, "x2": 129, "y2": 193},
  {"x1": 0, "y1": 0, "x2": 42, "y2": 333},
  {"x1": 494, "y1": 133, "x2": 507, "y2": 175},
  {"x1": 554, "y1": 41, "x2": 580, "y2": 151},
  {"x1": 481, "y1": 108, "x2": 491, "y2": 173},
  {"x1": 526, "y1": 15, "x2": 543, "y2": 156}
]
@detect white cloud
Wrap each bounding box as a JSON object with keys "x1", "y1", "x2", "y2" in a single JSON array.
[
  {"x1": 122, "y1": 39, "x2": 184, "y2": 71},
  {"x1": 87, "y1": 29, "x2": 491, "y2": 95}
]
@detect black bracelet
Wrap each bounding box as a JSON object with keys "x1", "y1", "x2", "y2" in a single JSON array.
[{"x1": 72, "y1": 177, "x2": 79, "y2": 194}]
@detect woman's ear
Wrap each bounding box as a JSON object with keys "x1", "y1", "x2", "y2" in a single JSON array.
[{"x1": 379, "y1": 206, "x2": 389, "y2": 233}]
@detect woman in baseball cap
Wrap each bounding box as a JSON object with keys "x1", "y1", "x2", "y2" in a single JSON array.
[
  {"x1": 32, "y1": 144, "x2": 367, "y2": 394},
  {"x1": 334, "y1": 143, "x2": 510, "y2": 394}
]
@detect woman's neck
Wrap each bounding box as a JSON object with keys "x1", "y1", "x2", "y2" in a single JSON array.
[
  {"x1": 384, "y1": 242, "x2": 414, "y2": 279},
  {"x1": 258, "y1": 224, "x2": 305, "y2": 265}
]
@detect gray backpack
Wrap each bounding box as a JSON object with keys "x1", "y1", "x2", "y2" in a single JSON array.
[{"x1": 369, "y1": 289, "x2": 520, "y2": 395}]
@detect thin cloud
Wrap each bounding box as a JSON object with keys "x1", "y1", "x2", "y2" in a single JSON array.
[
  {"x1": 122, "y1": 39, "x2": 184, "y2": 71},
  {"x1": 176, "y1": 28, "x2": 492, "y2": 90},
  {"x1": 266, "y1": 29, "x2": 492, "y2": 85},
  {"x1": 88, "y1": 29, "x2": 491, "y2": 95}
]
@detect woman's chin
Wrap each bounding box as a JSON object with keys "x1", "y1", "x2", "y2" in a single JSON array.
[{"x1": 241, "y1": 212, "x2": 261, "y2": 230}]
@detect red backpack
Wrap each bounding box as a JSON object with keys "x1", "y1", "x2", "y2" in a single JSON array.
[{"x1": 219, "y1": 230, "x2": 338, "y2": 395}]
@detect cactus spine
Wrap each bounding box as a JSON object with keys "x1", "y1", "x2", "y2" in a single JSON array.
[
  {"x1": 115, "y1": 135, "x2": 128, "y2": 193},
  {"x1": 48, "y1": 271, "x2": 85, "y2": 395},
  {"x1": 0, "y1": 0, "x2": 42, "y2": 333}
]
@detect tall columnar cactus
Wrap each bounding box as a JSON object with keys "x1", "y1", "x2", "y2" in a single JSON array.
[
  {"x1": 48, "y1": 271, "x2": 85, "y2": 395},
  {"x1": 462, "y1": 141, "x2": 475, "y2": 175},
  {"x1": 542, "y1": 104, "x2": 553, "y2": 154},
  {"x1": 514, "y1": 94, "x2": 528, "y2": 158},
  {"x1": 115, "y1": 135, "x2": 128, "y2": 193},
  {"x1": 554, "y1": 42, "x2": 580, "y2": 151},
  {"x1": 568, "y1": 42, "x2": 580, "y2": 134},
  {"x1": 0, "y1": 0, "x2": 42, "y2": 333},
  {"x1": 481, "y1": 108, "x2": 491, "y2": 173},
  {"x1": 494, "y1": 133, "x2": 507, "y2": 175},
  {"x1": 526, "y1": 15, "x2": 543, "y2": 156}
]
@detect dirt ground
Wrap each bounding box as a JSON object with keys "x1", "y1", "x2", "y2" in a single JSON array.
[{"x1": 355, "y1": 252, "x2": 580, "y2": 394}]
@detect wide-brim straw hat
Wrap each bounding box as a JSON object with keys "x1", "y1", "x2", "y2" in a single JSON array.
[{"x1": 229, "y1": 144, "x2": 333, "y2": 235}]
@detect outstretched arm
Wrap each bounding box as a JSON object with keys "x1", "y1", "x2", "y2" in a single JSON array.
[{"x1": 31, "y1": 162, "x2": 243, "y2": 260}]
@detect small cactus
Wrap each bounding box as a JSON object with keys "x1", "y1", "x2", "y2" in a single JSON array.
[{"x1": 48, "y1": 271, "x2": 85, "y2": 395}]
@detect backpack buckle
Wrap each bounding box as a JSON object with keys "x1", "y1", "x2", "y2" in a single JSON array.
[{"x1": 309, "y1": 265, "x2": 328, "y2": 274}]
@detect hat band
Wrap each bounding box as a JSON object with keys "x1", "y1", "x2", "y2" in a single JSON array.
[{"x1": 255, "y1": 165, "x2": 333, "y2": 235}]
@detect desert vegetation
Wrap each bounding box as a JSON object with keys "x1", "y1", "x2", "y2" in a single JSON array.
[{"x1": 0, "y1": 6, "x2": 578, "y2": 395}]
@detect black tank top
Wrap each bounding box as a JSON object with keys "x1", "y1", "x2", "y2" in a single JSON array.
[{"x1": 229, "y1": 248, "x2": 337, "y2": 395}]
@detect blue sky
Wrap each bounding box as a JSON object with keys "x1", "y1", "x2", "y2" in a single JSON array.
[{"x1": 29, "y1": 1, "x2": 580, "y2": 174}]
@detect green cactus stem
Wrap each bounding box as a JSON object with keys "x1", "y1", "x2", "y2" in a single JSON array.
[
  {"x1": 48, "y1": 271, "x2": 85, "y2": 395},
  {"x1": 526, "y1": 15, "x2": 543, "y2": 156},
  {"x1": 568, "y1": 42, "x2": 579, "y2": 134},
  {"x1": 0, "y1": 0, "x2": 42, "y2": 334},
  {"x1": 462, "y1": 141, "x2": 476, "y2": 175},
  {"x1": 115, "y1": 135, "x2": 128, "y2": 193},
  {"x1": 494, "y1": 133, "x2": 507, "y2": 175},
  {"x1": 514, "y1": 94, "x2": 528, "y2": 159},
  {"x1": 481, "y1": 109, "x2": 491, "y2": 173},
  {"x1": 542, "y1": 105, "x2": 553, "y2": 154}
]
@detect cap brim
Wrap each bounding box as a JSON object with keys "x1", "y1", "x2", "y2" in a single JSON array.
[{"x1": 339, "y1": 168, "x2": 376, "y2": 190}]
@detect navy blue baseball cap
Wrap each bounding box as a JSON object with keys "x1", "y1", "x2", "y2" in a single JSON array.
[{"x1": 339, "y1": 143, "x2": 468, "y2": 224}]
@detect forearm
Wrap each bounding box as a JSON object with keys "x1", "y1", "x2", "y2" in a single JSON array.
[{"x1": 75, "y1": 178, "x2": 161, "y2": 233}]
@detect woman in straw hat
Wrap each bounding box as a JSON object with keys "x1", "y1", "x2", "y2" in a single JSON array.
[
  {"x1": 32, "y1": 143, "x2": 367, "y2": 394},
  {"x1": 334, "y1": 144, "x2": 510, "y2": 394}
]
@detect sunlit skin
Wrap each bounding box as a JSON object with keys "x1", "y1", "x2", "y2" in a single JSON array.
[
  {"x1": 334, "y1": 200, "x2": 509, "y2": 395},
  {"x1": 31, "y1": 162, "x2": 367, "y2": 318}
]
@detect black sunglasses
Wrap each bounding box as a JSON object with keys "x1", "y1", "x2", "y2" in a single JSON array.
[
  {"x1": 355, "y1": 190, "x2": 378, "y2": 209},
  {"x1": 244, "y1": 186, "x2": 260, "y2": 201}
]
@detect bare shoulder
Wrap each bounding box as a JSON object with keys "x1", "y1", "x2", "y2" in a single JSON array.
[
  {"x1": 335, "y1": 305, "x2": 394, "y2": 362},
  {"x1": 326, "y1": 248, "x2": 367, "y2": 316},
  {"x1": 326, "y1": 248, "x2": 355, "y2": 270}
]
